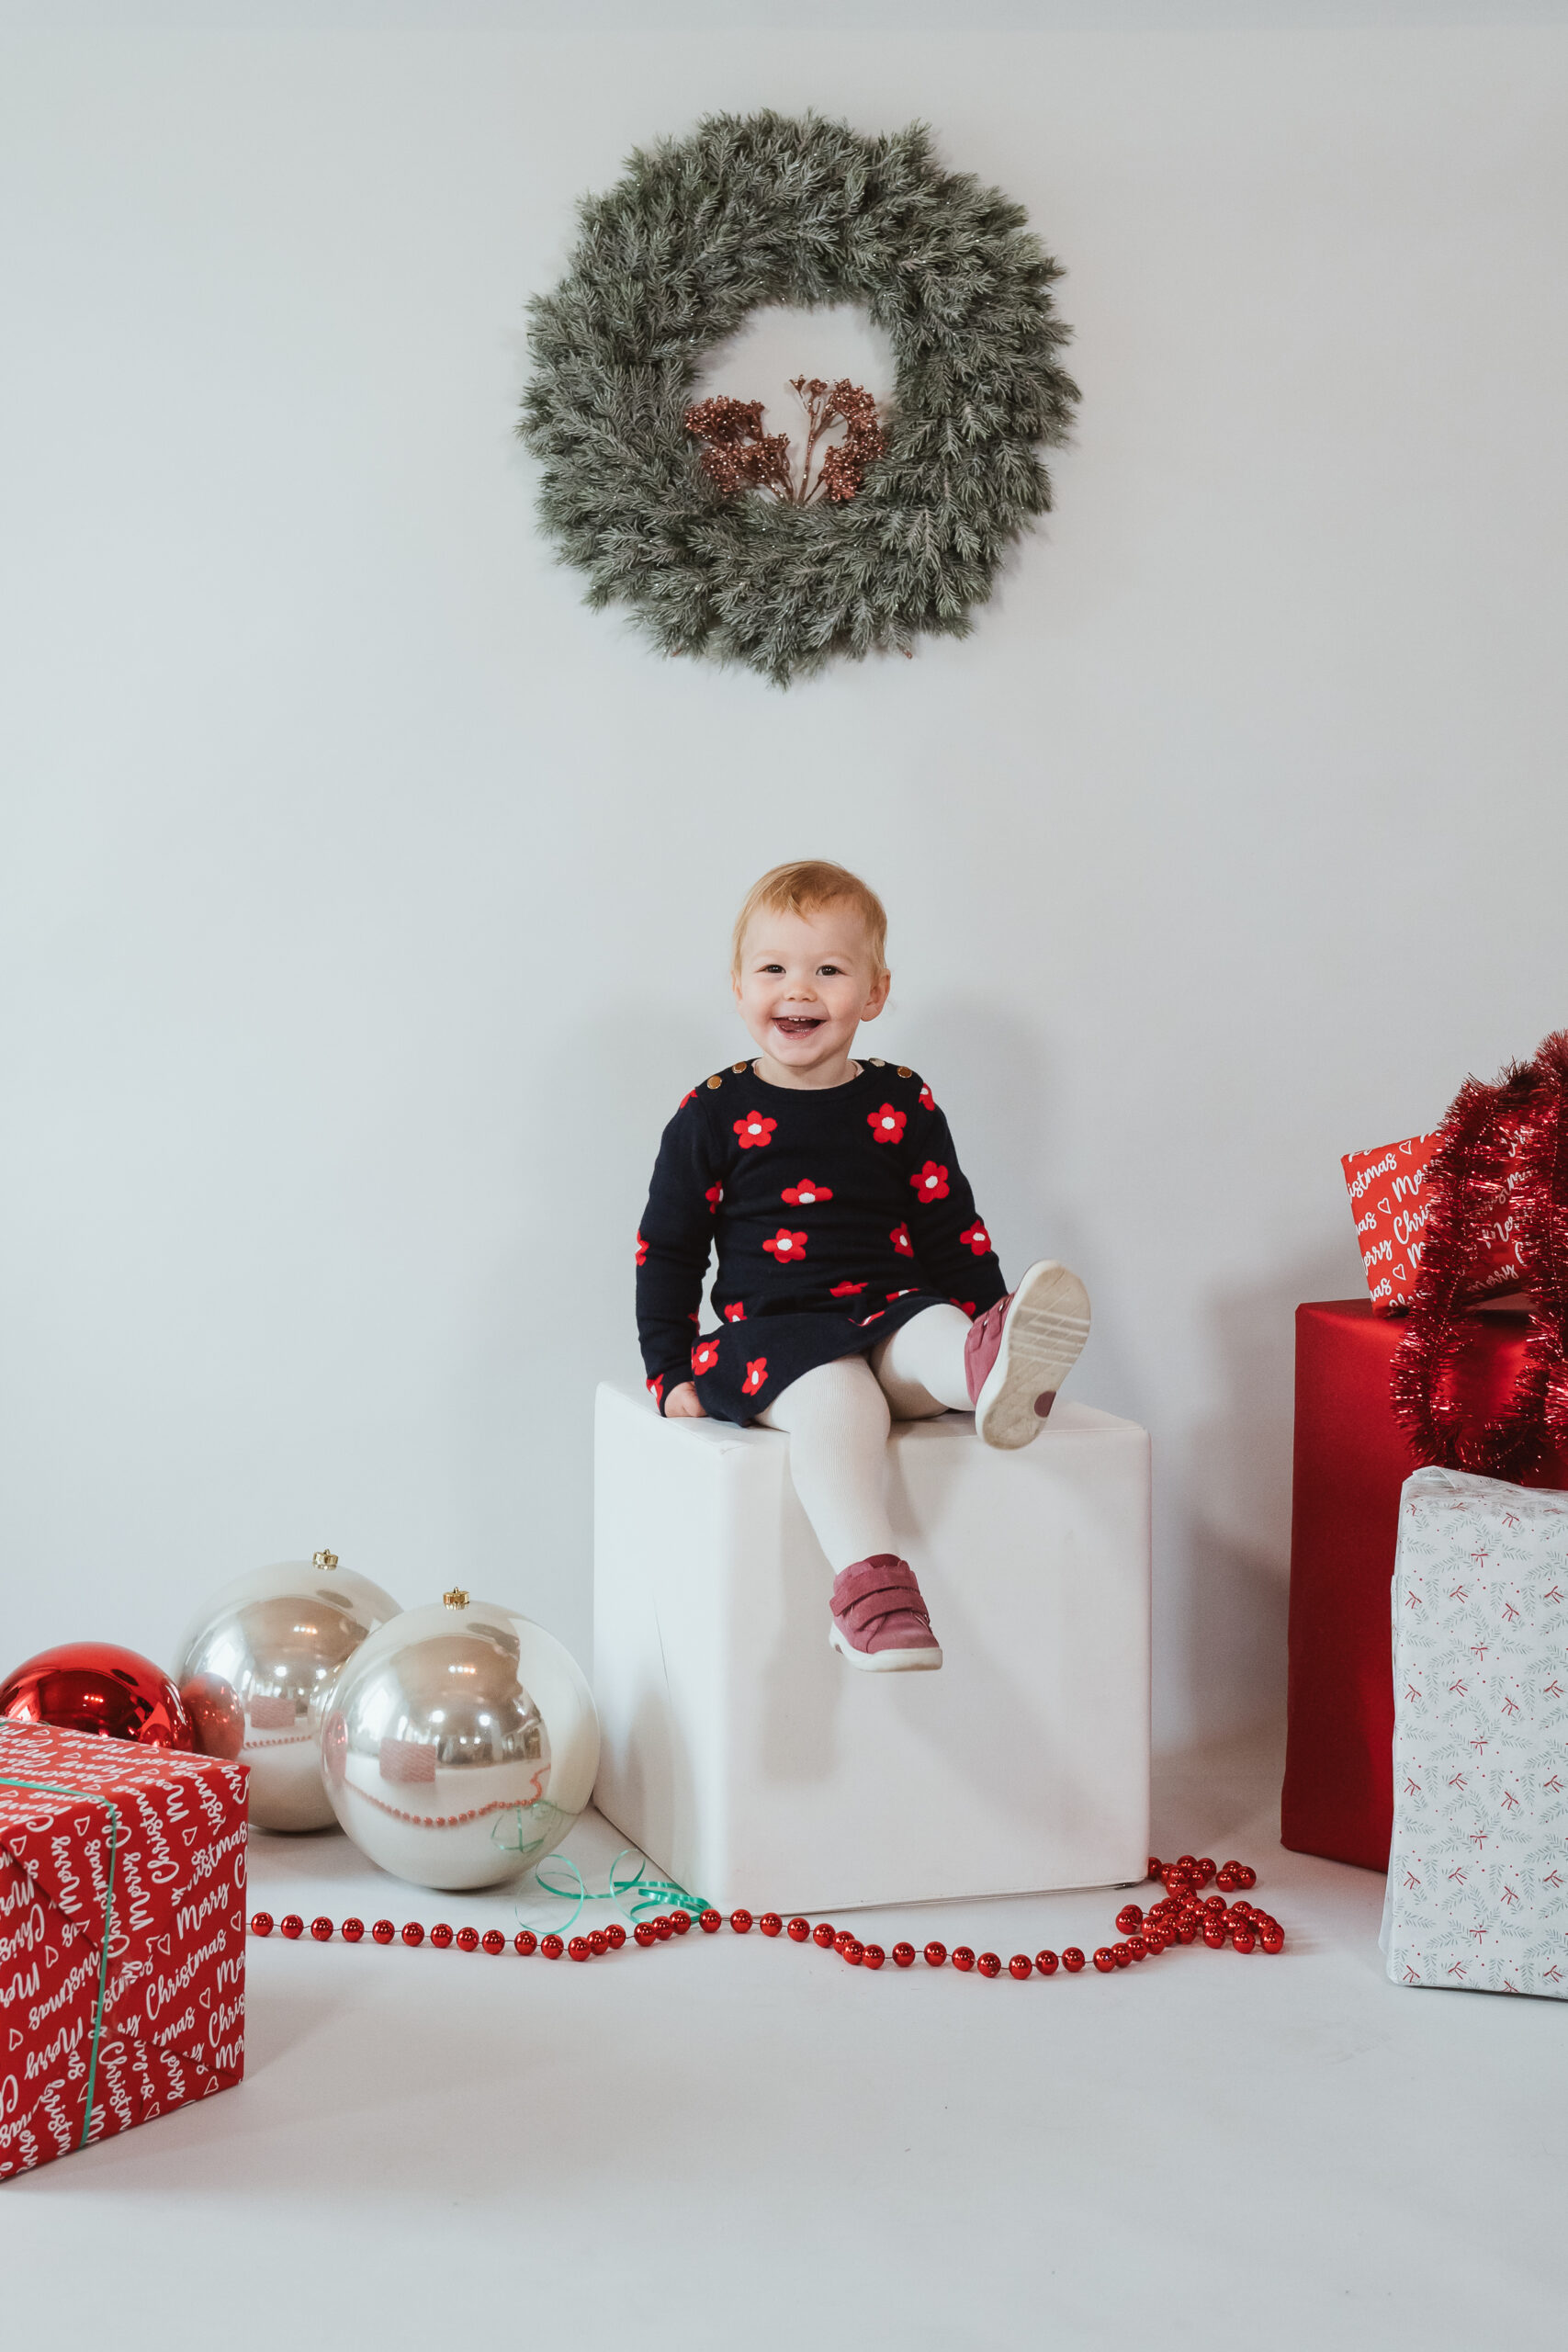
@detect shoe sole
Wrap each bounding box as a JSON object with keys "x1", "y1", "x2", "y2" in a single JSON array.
[
  {"x1": 975, "y1": 1260, "x2": 1091, "y2": 1451},
  {"x1": 829, "y1": 1623, "x2": 942, "y2": 1672}
]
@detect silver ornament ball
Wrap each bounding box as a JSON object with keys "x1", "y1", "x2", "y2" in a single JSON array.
[
  {"x1": 173, "y1": 1551, "x2": 401, "y2": 1830},
  {"x1": 321, "y1": 1589, "x2": 599, "y2": 1891}
]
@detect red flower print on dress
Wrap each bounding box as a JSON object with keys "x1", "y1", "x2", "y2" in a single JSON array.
[
  {"x1": 705, "y1": 1183, "x2": 723, "y2": 1215},
  {"x1": 741, "y1": 1357, "x2": 767, "y2": 1397},
  {"x1": 763, "y1": 1228, "x2": 808, "y2": 1263},
  {"x1": 919, "y1": 1084, "x2": 936, "y2": 1113},
  {"x1": 856, "y1": 1311, "x2": 886, "y2": 1326},
  {"x1": 959, "y1": 1220, "x2": 992, "y2": 1256},
  {"x1": 636, "y1": 1229, "x2": 649, "y2": 1267},
  {"x1": 887, "y1": 1287, "x2": 917, "y2": 1300},
  {"x1": 677, "y1": 1090, "x2": 695, "y2": 1110},
  {"x1": 734, "y1": 1110, "x2": 777, "y2": 1149},
  {"x1": 723, "y1": 1302, "x2": 747, "y2": 1322},
  {"x1": 909, "y1": 1159, "x2": 949, "y2": 1203},
  {"x1": 867, "y1": 1102, "x2": 907, "y2": 1144},
  {"x1": 952, "y1": 1299, "x2": 976, "y2": 1317},
  {"x1": 830, "y1": 1280, "x2": 867, "y2": 1296},
  {"x1": 691, "y1": 1338, "x2": 721, "y2": 1376},
  {"x1": 782, "y1": 1179, "x2": 834, "y2": 1206},
  {"x1": 647, "y1": 1374, "x2": 664, "y2": 1405},
  {"x1": 890, "y1": 1223, "x2": 914, "y2": 1258}
]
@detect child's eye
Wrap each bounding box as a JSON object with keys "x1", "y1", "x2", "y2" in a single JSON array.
[{"x1": 818, "y1": 965, "x2": 841, "y2": 976}]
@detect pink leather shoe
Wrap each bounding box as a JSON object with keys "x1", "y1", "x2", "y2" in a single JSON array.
[
  {"x1": 829, "y1": 1555, "x2": 943, "y2": 1672},
  {"x1": 964, "y1": 1260, "x2": 1091, "y2": 1449}
]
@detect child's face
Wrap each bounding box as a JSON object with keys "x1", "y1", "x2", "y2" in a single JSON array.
[{"x1": 732, "y1": 901, "x2": 889, "y2": 1080}]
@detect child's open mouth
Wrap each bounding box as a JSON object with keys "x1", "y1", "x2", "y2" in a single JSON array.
[{"x1": 773, "y1": 1016, "x2": 825, "y2": 1039}]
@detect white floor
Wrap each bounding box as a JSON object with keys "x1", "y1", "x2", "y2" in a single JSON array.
[{"x1": 6, "y1": 1724, "x2": 1562, "y2": 2351}]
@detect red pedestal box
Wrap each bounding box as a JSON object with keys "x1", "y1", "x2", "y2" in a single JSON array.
[
  {"x1": 0, "y1": 1724, "x2": 247, "y2": 2180},
  {"x1": 1282, "y1": 1298, "x2": 1568, "y2": 1872}
]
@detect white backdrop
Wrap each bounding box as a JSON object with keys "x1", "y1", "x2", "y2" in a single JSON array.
[{"x1": 3, "y1": 19, "x2": 1564, "y2": 1747}]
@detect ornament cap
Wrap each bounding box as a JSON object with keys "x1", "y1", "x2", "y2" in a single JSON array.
[
  {"x1": 443, "y1": 1587, "x2": 470, "y2": 1611},
  {"x1": 312, "y1": 1549, "x2": 339, "y2": 1570}
]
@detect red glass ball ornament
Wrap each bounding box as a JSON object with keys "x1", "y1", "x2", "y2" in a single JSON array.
[
  {"x1": 514, "y1": 1930, "x2": 537, "y2": 1955},
  {"x1": 1009, "y1": 1955, "x2": 1032, "y2": 1981},
  {"x1": 1093, "y1": 1948, "x2": 1116, "y2": 1973},
  {"x1": 1111, "y1": 1942, "x2": 1132, "y2": 1969},
  {"x1": 923, "y1": 1940, "x2": 947, "y2": 1968},
  {"x1": 429, "y1": 1924, "x2": 454, "y2": 1949},
  {"x1": 1060, "y1": 1947, "x2": 1085, "y2": 1973},
  {"x1": 250, "y1": 1911, "x2": 274, "y2": 1937},
  {"x1": 862, "y1": 1943, "x2": 886, "y2": 1970},
  {"x1": 730, "y1": 1909, "x2": 754, "y2": 1935},
  {"x1": 568, "y1": 1937, "x2": 591, "y2": 1961},
  {"x1": 1034, "y1": 1950, "x2": 1059, "y2": 1975},
  {"x1": 1126, "y1": 1936, "x2": 1148, "y2": 1960},
  {"x1": 977, "y1": 1951, "x2": 1002, "y2": 1978},
  {"x1": 1261, "y1": 1927, "x2": 1285, "y2": 1954},
  {"x1": 1232, "y1": 1927, "x2": 1256, "y2": 1953},
  {"x1": 179, "y1": 1670, "x2": 246, "y2": 1761},
  {"x1": 1176, "y1": 1852, "x2": 1197, "y2": 1871},
  {"x1": 813, "y1": 1923, "x2": 836, "y2": 1950},
  {"x1": 371, "y1": 1918, "x2": 395, "y2": 1945},
  {"x1": 310, "y1": 1917, "x2": 333, "y2": 1942},
  {"x1": 786, "y1": 1917, "x2": 810, "y2": 1941},
  {"x1": 280, "y1": 1914, "x2": 303, "y2": 1939},
  {"x1": 893, "y1": 1942, "x2": 916, "y2": 1968},
  {"x1": 401, "y1": 1922, "x2": 424, "y2": 1947},
  {"x1": 1146, "y1": 1856, "x2": 1162, "y2": 1878},
  {"x1": 540, "y1": 1934, "x2": 564, "y2": 1959},
  {"x1": 634, "y1": 1922, "x2": 656, "y2": 1948},
  {"x1": 1204, "y1": 1894, "x2": 1227, "y2": 1913},
  {"x1": 1196, "y1": 1858, "x2": 1216, "y2": 1884},
  {"x1": 1235, "y1": 1865, "x2": 1258, "y2": 1891},
  {"x1": 605, "y1": 1923, "x2": 626, "y2": 1949},
  {"x1": 842, "y1": 1939, "x2": 863, "y2": 1966},
  {"x1": 342, "y1": 1917, "x2": 365, "y2": 1943},
  {"x1": 482, "y1": 1929, "x2": 506, "y2": 1955},
  {"x1": 952, "y1": 1946, "x2": 976, "y2": 1973},
  {"x1": 1176, "y1": 1921, "x2": 1197, "y2": 1944},
  {"x1": 1115, "y1": 1905, "x2": 1144, "y2": 1934},
  {"x1": 456, "y1": 1927, "x2": 479, "y2": 1952},
  {"x1": 670, "y1": 1908, "x2": 692, "y2": 1935},
  {"x1": 0, "y1": 1641, "x2": 196, "y2": 1750},
  {"x1": 699, "y1": 1909, "x2": 722, "y2": 1934},
  {"x1": 653, "y1": 1915, "x2": 673, "y2": 1941},
  {"x1": 588, "y1": 1930, "x2": 609, "y2": 1956},
  {"x1": 760, "y1": 1913, "x2": 783, "y2": 1938}
]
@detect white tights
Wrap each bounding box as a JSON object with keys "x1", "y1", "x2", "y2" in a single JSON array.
[{"x1": 755, "y1": 1304, "x2": 974, "y2": 1573}]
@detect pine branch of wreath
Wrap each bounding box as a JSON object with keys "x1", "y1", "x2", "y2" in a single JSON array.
[{"x1": 520, "y1": 111, "x2": 1078, "y2": 684}]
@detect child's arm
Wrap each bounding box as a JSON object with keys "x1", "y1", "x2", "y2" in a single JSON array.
[
  {"x1": 637, "y1": 1093, "x2": 721, "y2": 1415},
  {"x1": 901, "y1": 1079, "x2": 1009, "y2": 1315}
]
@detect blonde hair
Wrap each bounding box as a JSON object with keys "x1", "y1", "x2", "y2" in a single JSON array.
[{"x1": 730, "y1": 861, "x2": 889, "y2": 978}]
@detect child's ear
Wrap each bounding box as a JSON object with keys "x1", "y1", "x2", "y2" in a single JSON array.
[{"x1": 862, "y1": 970, "x2": 891, "y2": 1021}]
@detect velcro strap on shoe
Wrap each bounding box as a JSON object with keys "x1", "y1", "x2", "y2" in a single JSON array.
[{"x1": 831, "y1": 1556, "x2": 930, "y2": 1634}]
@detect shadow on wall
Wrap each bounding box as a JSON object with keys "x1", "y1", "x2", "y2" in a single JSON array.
[{"x1": 1177, "y1": 1243, "x2": 1360, "y2": 1750}]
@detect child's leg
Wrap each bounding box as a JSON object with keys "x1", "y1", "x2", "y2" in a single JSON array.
[
  {"x1": 869, "y1": 1304, "x2": 974, "y2": 1418},
  {"x1": 755, "y1": 1355, "x2": 895, "y2": 1571}
]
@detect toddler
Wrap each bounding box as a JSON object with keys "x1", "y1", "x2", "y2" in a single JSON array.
[{"x1": 636, "y1": 861, "x2": 1090, "y2": 1674}]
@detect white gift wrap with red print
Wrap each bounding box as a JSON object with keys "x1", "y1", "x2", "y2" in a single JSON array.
[{"x1": 1381, "y1": 1465, "x2": 1568, "y2": 1996}]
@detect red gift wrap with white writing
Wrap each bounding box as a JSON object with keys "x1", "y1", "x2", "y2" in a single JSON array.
[
  {"x1": 1341, "y1": 1132, "x2": 1528, "y2": 1315},
  {"x1": 0, "y1": 1724, "x2": 247, "y2": 2180}
]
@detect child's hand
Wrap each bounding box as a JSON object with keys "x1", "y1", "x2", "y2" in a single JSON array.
[{"x1": 664, "y1": 1382, "x2": 707, "y2": 1419}]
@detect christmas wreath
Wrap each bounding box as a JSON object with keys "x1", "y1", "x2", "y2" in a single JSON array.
[{"x1": 520, "y1": 111, "x2": 1078, "y2": 685}]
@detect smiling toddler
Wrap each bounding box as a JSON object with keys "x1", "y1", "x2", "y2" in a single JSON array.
[{"x1": 636, "y1": 860, "x2": 1090, "y2": 1672}]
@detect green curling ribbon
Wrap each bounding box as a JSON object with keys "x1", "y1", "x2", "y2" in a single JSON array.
[
  {"x1": 0, "y1": 1776, "x2": 120, "y2": 2151},
  {"x1": 519, "y1": 1849, "x2": 706, "y2": 1939}
]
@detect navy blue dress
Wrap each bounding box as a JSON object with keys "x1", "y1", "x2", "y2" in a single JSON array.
[{"x1": 636, "y1": 1057, "x2": 1008, "y2": 1425}]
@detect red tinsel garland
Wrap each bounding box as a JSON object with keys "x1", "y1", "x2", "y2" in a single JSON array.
[{"x1": 1391, "y1": 1030, "x2": 1568, "y2": 1476}]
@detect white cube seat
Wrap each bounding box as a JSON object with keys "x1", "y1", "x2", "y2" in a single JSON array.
[{"x1": 592, "y1": 1380, "x2": 1151, "y2": 1915}]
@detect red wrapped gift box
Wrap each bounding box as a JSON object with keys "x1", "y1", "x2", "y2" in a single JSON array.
[
  {"x1": 0, "y1": 1724, "x2": 247, "y2": 2179},
  {"x1": 1281, "y1": 1298, "x2": 1568, "y2": 1872},
  {"x1": 1340, "y1": 1132, "x2": 1530, "y2": 1316}
]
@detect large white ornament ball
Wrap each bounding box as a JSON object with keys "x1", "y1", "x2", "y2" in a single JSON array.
[
  {"x1": 320, "y1": 1591, "x2": 599, "y2": 1892},
  {"x1": 173, "y1": 1554, "x2": 401, "y2": 1831}
]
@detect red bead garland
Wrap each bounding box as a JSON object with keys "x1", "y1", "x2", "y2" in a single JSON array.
[{"x1": 246, "y1": 1853, "x2": 1286, "y2": 1982}]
